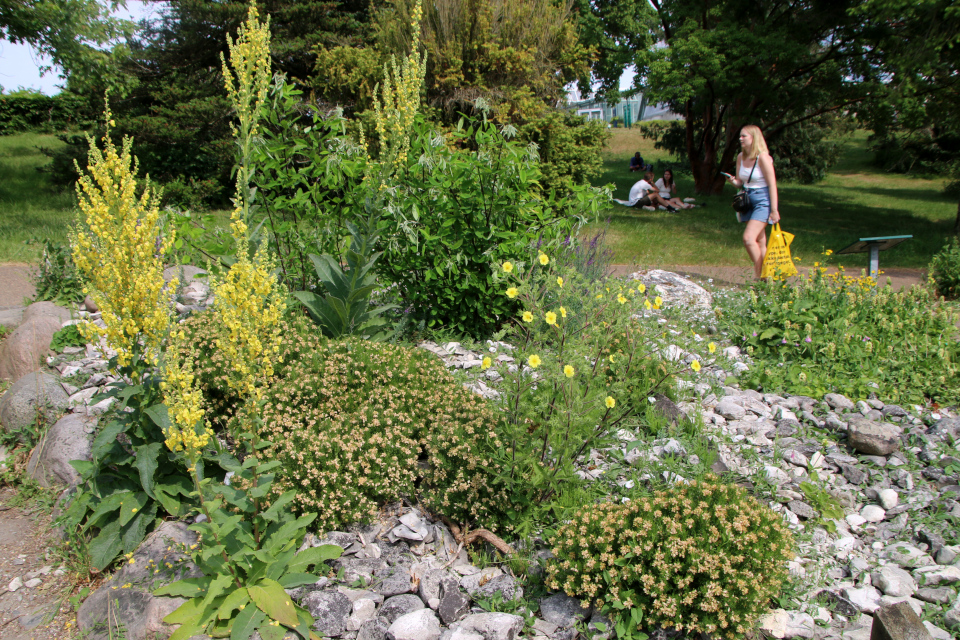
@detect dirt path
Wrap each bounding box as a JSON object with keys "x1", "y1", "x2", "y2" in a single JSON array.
[{"x1": 0, "y1": 488, "x2": 78, "y2": 639}]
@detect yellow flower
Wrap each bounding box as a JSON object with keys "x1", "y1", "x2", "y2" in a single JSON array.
[
  {"x1": 557, "y1": 276, "x2": 564, "y2": 288},
  {"x1": 605, "y1": 396, "x2": 616, "y2": 409},
  {"x1": 609, "y1": 354, "x2": 615, "y2": 363},
  {"x1": 545, "y1": 311, "x2": 557, "y2": 325},
  {"x1": 654, "y1": 296, "x2": 663, "y2": 307},
  {"x1": 528, "y1": 354, "x2": 542, "y2": 368},
  {"x1": 539, "y1": 253, "x2": 550, "y2": 266},
  {"x1": 506, "y1": 287, "x2": 519, "y2": 299},
  {"x1": 563, "y1": 364, "x2": 575, "y2": 378},
  {"x1": 617, "y1": 295, "x2": 627, "y2": 304},
  {"x1": 824, "y1": 249, "x2": 834, "y2": 256},
  {"x1": 691, "y1": 360, "x2": 702, "y2": 372},
  {"x1": 644, "y1": 299, "x2": 652, "y2": 310},
  {"x1": 708, "y1": 342, "x2": 717, "y2": 354},
  {"x1": 637, "y1": 283, "x2": 646, "y2": 294},
  {"x1": 502, "y1": 261, "x2": 514, "y2": 273},
  {"x1": 522, "y1": 311, "x2": 534, "y2": 323},
  {"x1": 559, "y1": 306, "x2": 567, "y2": 318},
  {"x1": 482, "y1": 356, "x2": 492, "y2": 370},
  {"x1": 596, "y1": 294, "x2": 603, "y2": 300}
]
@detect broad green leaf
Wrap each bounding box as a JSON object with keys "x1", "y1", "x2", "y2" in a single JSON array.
[
  {"x1": 217, "y1": 587, "x2": 249, "y2": 620},
  {"x1": 119, "y1": 492, "x2": 149, "y2": 526},
  {"x1": 278, "y1": 573, "x2": 321, "y2": 588},
  {"x1": 121, "y1": 503, "x2": 155, "y2": 554},
  {"x1": 90, "y1": 420, "x2": 125, "y2": 461},
  {"x1": 155, "y1": 577, "x2": 213, "y2": 598},
  {"x1": 230, "y1": 603, "x2": 266, "y2": 640},
  {"x1": 143, "y1": 404, "x2": 172, "y2": 430},
  {"x1": 257, "y1": 620, "x2": 286, "y2": 640},
  {"x1": 83, "y1": 490, "x2": 129, "y2": 531},
  {"x1": 89, "y1": 519, "x2": 123, "y2": 570},
  {"x1": 248, "y1": 578, "x2": 299, "y2": 627},
  {"x1": 134, "y1": 442, "x2": 163, "y2": 499},
  {"x1": 288, "y1": 544, "x2": 342, "y2": 573}
]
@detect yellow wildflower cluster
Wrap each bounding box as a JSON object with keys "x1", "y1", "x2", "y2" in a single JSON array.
[
  {"x1": 221, "y1": 3, "x2": 271, "y2": 145},
  {"x1": 372, "y1": 0, "x2": 426, "y2": 166},
  {"x1": 71, "y1": 109, "x2": 175, "y2": 371},
  {"x1": 161, "y1": 330, "x2": 213, "y2": 458},
  {"x1": 547, "y1": 477, "x2": 793, "y2": 639},
  {"x1": 211, "y1": 247, "x2": 286, "y2": 401}
]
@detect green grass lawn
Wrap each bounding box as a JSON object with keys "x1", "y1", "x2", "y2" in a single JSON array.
[
  {"x1": 589, "y1": 128, "x2": 956, "y2": 269},
  {"x1": 0, "y1": 132, "x2": 75, "y2": 263}
]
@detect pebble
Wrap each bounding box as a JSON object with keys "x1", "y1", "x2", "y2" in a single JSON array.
[{"x1": 8, "y1": 577, "x2": 22, "y2": 592}]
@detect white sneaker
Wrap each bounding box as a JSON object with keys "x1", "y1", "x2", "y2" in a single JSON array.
[{"x1": 642, "y1": 205, "x2": 656, "y2": 211}]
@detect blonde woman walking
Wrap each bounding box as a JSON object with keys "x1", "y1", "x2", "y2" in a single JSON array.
[{"x1": 723, "y1": 125, "x2": 779, "y2": 279}]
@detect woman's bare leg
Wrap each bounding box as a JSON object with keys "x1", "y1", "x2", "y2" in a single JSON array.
[{"x1": 743, "y1": 220, "x2": 768, "y2": 278}]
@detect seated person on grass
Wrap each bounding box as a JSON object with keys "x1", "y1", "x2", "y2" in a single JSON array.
[
  {"x1": 655, "y1": 169, "x2": 696, "y2": 209},
  {"x1": 629, "y1": 152, "x2": 650, "y2": 172},
  {"x1": 615, "y1": 171, "x2": 679, "y2": 211}
]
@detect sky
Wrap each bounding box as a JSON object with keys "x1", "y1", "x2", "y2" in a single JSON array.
[{"x1": 0, "y1": 1, "x2": 155, "y2": 95}]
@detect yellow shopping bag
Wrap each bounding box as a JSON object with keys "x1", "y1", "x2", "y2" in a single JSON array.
[{"x1": 761, "y1": 224, "x2": 799, "y2": 279}]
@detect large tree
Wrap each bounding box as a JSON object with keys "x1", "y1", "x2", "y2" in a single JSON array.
[
  {"x1": 0, "y1": 0, "x2": 133, "y2": 88},
  {"x1": 856, "y1": 0, "x2": 960, "y2": 230},
  {"x1": 603, "y1": 0, "x2": 888, "y2": 193}
]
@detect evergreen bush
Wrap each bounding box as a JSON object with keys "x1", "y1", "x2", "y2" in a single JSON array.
[{"x1": 930, "y1": 237, "x2": 960, "y2": 300}]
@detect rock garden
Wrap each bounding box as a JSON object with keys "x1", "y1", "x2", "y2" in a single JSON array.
[{"x1": 1, "y1": 4, "x2": 959, "y2": 640}]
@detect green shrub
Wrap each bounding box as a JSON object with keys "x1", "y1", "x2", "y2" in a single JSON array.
[
  {"x1": 726, "y1": 268, "x2": 960, "y2": 403},
  {"x1": 546, "y1": 477, "x2": 794, "y2": 639},
  {"x1": 256, "y1": 332, "x2": 507, "y2": 531},
  {"x1": 377, "y1": 114, "x2": 607, "y2": 338},
  {"x1": 0, "y1": 92, "x2": 93, "y2": 134},
  {"x1": 930, "y1": 237, "x2": 960, "y2": 300},
  {"x1": 30, "y1": 238, "x2": 85, "y2": 305},
  {"x1": 50, "y1": 325, "x2": 85, "y2": 353}
]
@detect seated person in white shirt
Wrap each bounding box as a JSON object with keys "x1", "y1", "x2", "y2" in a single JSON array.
[
  {"x1": 624, "y1": 171, "x2": 677, "y2": 211},
  {"x1": 654, "y1": 169, "x2": 695, "y2": 209}
]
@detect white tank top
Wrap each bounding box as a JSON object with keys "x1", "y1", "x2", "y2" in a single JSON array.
[{"x1": 739, "y1": 155, "x2": 768, "y2": 189}]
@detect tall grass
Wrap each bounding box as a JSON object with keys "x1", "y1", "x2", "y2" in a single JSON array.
[
  {"x1": 590, "y1": 129, "x2": 956, "y2": 269},
  {"x1": 0, "y1": 133, "x2": 74, "y2": 263}
]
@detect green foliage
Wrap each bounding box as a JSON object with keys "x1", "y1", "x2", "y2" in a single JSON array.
[
  {"x1": 376, "y1": 114, "x2": 607, "y2": 338},
  {"x1": 489, "y1": 253, "x2": 685, "y2": 532},
  {"x1": 515, "y1": 110, "x2": 610, "y2": 194},
  {"x1": 252, "y1": 79, "x2": 367, "y2": 290},
  {"x1": 155, "y1": 456, "x2": 343, "y2": 640},
  {"x1": 293, "y1": 215, "x2": 397, "y2": 340},
  {"x1": 50, "y1": 324, "x2": 85, "y2": 353},
  {"x1": 930, "y1": 237, "x2": 960, "y2": 300},
  {"x1": 767, "y1": 116, "x2": 853, "y2": 184},
  {"x1": 256, "y1": 330, "x2": 508, "y2": 531},
  {"x1": 546, "y1": 477, "x2": 795, "y2": 640},
  {"x1": 0, "y1": 93, "x2": 92, "y2": 134},
  {"x1": 30, "y1": 238, "x2": 85, "y2": 305},
  {"x1": 725, "y1": 269, "x2": 960, "y2": 403},
  {"x1": 58, "y1": 375, "x2": 199, "y2": 571}
]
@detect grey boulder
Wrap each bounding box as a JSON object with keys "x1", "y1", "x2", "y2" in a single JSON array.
[
  {"x1": 77, "y1": 522, "x2": 201, "y2": 640},
  {"x1": 0, "y1": 313, "x2": 63, "y2": 381},
  {"x1": 456, "y1": 612, "x2": 525, "y2": 640},
  {"x1": 379, "y1": 594, "x2": 425, "y2": 624},
  {"x1": 302, "y1": 591, "x2": 352, "y2": 637},
  {"x1": 539, "y1": 592, "x2": 591, "y2": 629},
  {"x1": 0, "y1": 371, "x2": 67, "y2": 434},
  {"x1": 847, "y1": 417, "x2": 901, "y2": 456},
  {"x1": 386, "y1": 609, "x2": 441, "y2": 640},
  {"x1": 26, "y1": 412, "x2": 95, "y2": 487}
]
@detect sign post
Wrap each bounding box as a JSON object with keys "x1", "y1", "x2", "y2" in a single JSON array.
[{"x1": 836, "y1": 235, "x2": 912, "y2": 279}]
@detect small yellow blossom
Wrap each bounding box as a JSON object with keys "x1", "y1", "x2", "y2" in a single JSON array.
[
  {"x1": 654, "y1": 296, "x2": 663, "y2": 307},
  {"x1": 564, "y1": 365, "x2": 575, "y2": 378},
  {"x1": 502, "y1": 261, "x2": 514, "y2": 273},
  {"x1": 482, "y1": 356, "x2": 492, "y2": 370},
  {"x1": 559, "y1": 306, "x2": 567, "y2": 318},
  {"x1": 506, "y1": 287, "x2": 519, "y2": 299},
  {"x1": 708, "y1": 342, "x2": 717, "y2": 354},
  {"x1": 617, "y1": 295, "x2": 627, "y2": 305},
  {"x1": 538, "y1": 253, "x2": 550, "y2": 266},
  {"x1": 545, "y1": 311, "x2": 557, "y2": 325},
  {"x1": 637, "y1": 283, "x2": 646, "y2": 293},
  {"x1": 824, "y1": 249, "x2": 833, "y2": 256},
  {"x1": 644, "y1": 299, "x2": 652, "y2": 310},
  {"x1": 528, "y1": 354, "x2": 542, "y2": 368},
  {"x1": 557, "y1": 276, "x2": 564, "y2": 288},
  {"x1": 605, "y1": 396, "x2": 616, "y2": 409},
  {"x1": 691, "y1": 360, "x2": 702, "y2": 372},
  {"x1": 522, "y1": 311, "x2": 534, "y2": 323},
  {"x1": 609, "y1": 354, "x2": 615, "y2": 363}
]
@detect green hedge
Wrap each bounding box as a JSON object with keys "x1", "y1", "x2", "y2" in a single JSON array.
[{"x1": 0, "y1": 93, "x2": 93, "y2": 134}]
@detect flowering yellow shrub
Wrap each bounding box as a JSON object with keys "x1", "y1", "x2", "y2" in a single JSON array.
[
  {"x1": 547, "y1": 476, "x2": 794, "y2": 639},
  {"x1": 256, "y1": 333, "x2": 506, "y2": 530},
  {"x1": 71, "y1": 116, "x2": 175, "y2": 371}
]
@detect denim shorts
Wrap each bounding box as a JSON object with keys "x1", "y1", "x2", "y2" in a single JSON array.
[{"x1": 744, "y1": 187, "x2": 771, "y2": 223}]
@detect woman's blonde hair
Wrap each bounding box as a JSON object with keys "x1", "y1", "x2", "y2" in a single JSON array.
[{"x1": 740, "y1": 124, "x2": 769, "y2": 159}]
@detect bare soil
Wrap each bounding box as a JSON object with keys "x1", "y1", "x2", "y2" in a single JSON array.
[{"x1": 0, "y1": 487, "x2": 79, "y2": 640}]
